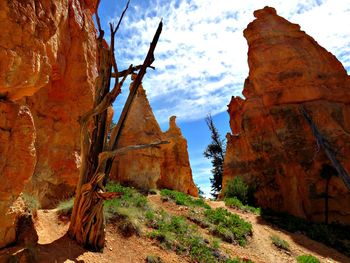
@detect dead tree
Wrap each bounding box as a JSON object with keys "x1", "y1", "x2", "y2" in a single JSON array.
[
  {"x1": 68, "y1": 1, "x2": 163, "y2": 251},
  {"x1": 300, "y1": 105, "x2": 350, "y2": 192}
]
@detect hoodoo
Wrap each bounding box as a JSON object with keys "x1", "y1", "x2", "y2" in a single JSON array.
[
  {"x1": 111, "y1": 76, "x2": 198, "y2": 196},
  {"x1": 223, "y1": 6, "x2": 350, "y2": 224}
]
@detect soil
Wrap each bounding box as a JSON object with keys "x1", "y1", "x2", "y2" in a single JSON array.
[{"x1": 0, "y1": 195, "x2": 349, "y2": 263}]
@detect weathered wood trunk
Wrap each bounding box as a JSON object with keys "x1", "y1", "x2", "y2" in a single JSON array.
[{"x1": 68, "y1": 1, "x2": 163, "y2": 251}]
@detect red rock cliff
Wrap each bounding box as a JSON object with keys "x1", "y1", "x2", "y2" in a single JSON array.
[
  {"x1": 0, "y1": 0, "x2": 96, "y2": 246},
  {"x1": 23, "y1": 0, "x2": 97, "y2": 207},
  {"x1": 111, "y1": 78, "x2": 198, "y2": 196},
  {"x1": 223, "y1": 7, "x2": 350, "y2": 224}
]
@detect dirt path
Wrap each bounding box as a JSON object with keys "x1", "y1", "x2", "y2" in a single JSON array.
[
  {"x1": 35, "y1": 209, "x2": 186, "y2": 263},
  {"x1": 1, "y1": 197, "x2": 349, "y2": 263},
  {"x1": 147, "y1": 195, "x2": 350, "y2": 263},
  {"x1": 207, "y1": 200, "x2": 350, "y2": 263}
]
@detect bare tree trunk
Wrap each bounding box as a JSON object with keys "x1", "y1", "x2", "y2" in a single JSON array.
[{"x1": 68, "y1": 1, "x2": 163, "y2": 251}]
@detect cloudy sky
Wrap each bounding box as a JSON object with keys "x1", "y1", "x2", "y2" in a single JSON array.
[{"x1": 99, "y1": 0, "x2": 350, "y2": 196}]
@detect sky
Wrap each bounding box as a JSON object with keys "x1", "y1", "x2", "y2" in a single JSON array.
[{"x1": 98, "y1": 0, "x2": 350, "y2": 196}]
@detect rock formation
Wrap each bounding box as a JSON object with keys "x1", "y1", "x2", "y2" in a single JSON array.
[
  {"x1": 0, "y1": 0, "x2": 96, "y2": 247},
  {"x1": 111, "y1": 77, "x2": 198, "y2": 196},
  {"x1": 223, "y1": 7, "x2": 350, "y2": 224},
  {"x1": 23, "y1": 0, "x2": 97, "y2": 207},
  {"x1": 0, "y1": 103, "x2": 36, "y2": 248}
]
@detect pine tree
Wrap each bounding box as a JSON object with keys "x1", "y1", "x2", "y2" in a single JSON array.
[{"x1": 204, "y1": 114, "x2": 226, "y2": 198}]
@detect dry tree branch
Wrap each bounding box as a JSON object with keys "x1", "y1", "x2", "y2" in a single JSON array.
[
  {"x1": 79, "y1": 65, "x2": 133, "y2": 125},
  {"x1": 111, "y1": 65, "x2": 155, "y2": 78}
]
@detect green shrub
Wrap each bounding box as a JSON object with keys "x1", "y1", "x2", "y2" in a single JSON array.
[
  {"x1": 296, "y1": 254, "x2": 320, "y2": 263},
  {"x1": 146, "y1": 255, "x2": 164, "y2": 263},
  {"x1": 204, "y1": 208, "x2": 252, "y2": 246},
  {"x1": 225, "y1": 197, "x2": 260, "y2": 214},
  {"x1": 147, "y1": 211, "x2": 230, "y2": 263},
  {"x1": 22, "y1": 193, "x2": 40, "y2": 215},
  {"x1": 223, "y1": 177, "x2": 248, "y2": 204},
  {"x1": 104, "y1": 182, "x2": 149, "y2": 224},
  {"x1": 56, "y1": 198, "x2": 74, "y2": 217},
  {"x1": 270, "y1": 235, "x2": 290, "y2": 251},
  {"x1": 160, "y1": 189, "x2": 210, "y2": 209}
]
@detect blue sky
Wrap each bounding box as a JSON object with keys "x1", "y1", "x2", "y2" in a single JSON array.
[{"x1": 98, "y1": 0, "x2": 350, "y2": 196}]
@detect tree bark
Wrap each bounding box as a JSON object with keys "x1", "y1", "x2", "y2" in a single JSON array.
[{"x1": 68, "y1": 1, "x2": 162, "y2": 251}]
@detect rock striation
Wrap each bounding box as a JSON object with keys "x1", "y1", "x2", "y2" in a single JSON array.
[
  {"x1": 23, "y1": 0, "x2": 97, "y2": 207},
  {"x1": 111, "y1": 78, "x2": 198, "y2": 196},
  {"x1": 0, "y1": 102, "x2": 36, "y2": 248},
  {"x1": 223, "y1": 7, "x2": 350, "y2": 224},
  {"x1": 0, "y1": 0, "x2": 97, "y2": 247}
]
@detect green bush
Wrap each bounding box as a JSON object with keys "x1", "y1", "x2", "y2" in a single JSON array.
[
  {"x1": 160, "y1": 189, "x2": 210, "y2": 209},
  {"x1": 104, "y1": 182, "x2": 149, "y2": 222},
  {"x1": 56, "y1": 198, "x2": 74, "y2": 217},
  {"x1": 223, "y1": 177, "x2": 248, "y2": 204},
  {"x1": 224, "y1": 197, "x2": 260, "y2": 214},
  {"x1": 204, "y1": 208, "x2": 252, "y2": 246},
  {"x1": 270, "y1": 235, "x2": 290, "y2": 251},
  {"x1": 22, "y1": 193, "x2": 40, "y2": 215},
  {"x1": 296, "y1": 254, "x2": 320, "y2": 263}
]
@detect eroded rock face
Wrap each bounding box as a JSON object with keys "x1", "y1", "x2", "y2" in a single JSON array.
[
  {"x1": 0, "y1": 102, "x2": 36, "y2": 248},
  {"x1": 111, "y1": 80, "x2": 198, "y2": 196},
  {"x1": 223, "y1": 7, "x2": 350, "y2": 224},
  {"x1": 158, "y1": 116, "x2": 198, "y2": 196},
  {"x1": 0, "y1": 2, "x2": 97, "y2": 250},
  {"x1": 23, "y1": 0, "x2": 97, "y2": 207}
]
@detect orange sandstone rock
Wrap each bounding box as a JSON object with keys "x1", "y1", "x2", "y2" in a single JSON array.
[
  {"x1": 158, "y1": 116, "x2": 198, "y2": 196},
  {"x1": 223, "y1": 7, "x2": 350, "y2": 224},
  {"x1": 0, "y1": 0, "x2": 97, "y2": 247},
  {"x1": 111, "y1": 80, "x2": 198, "y2": 196},
  {"x1": 0, "y1": 102, "x2": 36, "y2": 248},
  {"x1": 24, "y1": 0, "x2": 97, "y2": 207}
]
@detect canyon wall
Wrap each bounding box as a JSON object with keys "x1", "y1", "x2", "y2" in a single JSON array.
[
  {"x1": 0, "y1": 0, "x2": 97, "y2": 247},
  {"x1": 223, "y1": 7, "x2": 350, "y2": 224},
  {"x1": 111, "y1": 79, "x2": 198, "y2": 196}
]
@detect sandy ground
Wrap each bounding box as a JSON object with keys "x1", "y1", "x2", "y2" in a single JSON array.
[{"x1": 0, "y1": 195, "x2": 349, "y2": 263}]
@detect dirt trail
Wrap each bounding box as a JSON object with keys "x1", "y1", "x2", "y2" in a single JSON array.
[
  {"x1": 207, "y1": 200, "x2": 350, "y2": 263},
  {"x1": 148, "y1": 195, "x2": 350, "y2": 263},
  {"x1": 1, "y1": 197, "x2": 349, "y2": 263},
  {"x1": 5, "y1": 209, "x2": 186, "y2": 263}
]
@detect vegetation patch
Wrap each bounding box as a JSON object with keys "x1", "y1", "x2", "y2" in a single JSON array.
[
  {"x1": 56, "y1": 198, "x2": 74, "y2": 217},
  {"x1": 223, "y1": 177, "x2": 248, "y2": 204},
  {"x1": 261, "y1": 210, "x2": 350, "y2": 257},
  {"x1": 270, "y1": 235, "x2": 290, "y2": 251},
  {"x1": 296, "y1": 254, "x2": 320, "y2": 263},
  {"x1": 224, "y1": 197, "x2": 260, "y2": 215},
  {"x1": 160, "y1": 189, "x2": 210, "y2": 209},
  {"x1": 146, "y1": 255, "x2": 164, "y2": 263},
  {"x1": 204, "y1": 208, "x2": 252, "y2": 246},
  {"x1": 147, "y1": 210, "x2": 250, "y2": 263},
  {"x1": 22, "y1": 193, "x2": 40, "y2": 217},
  {"x1": 103, "y1": 182, "x2": 150, "y2": 236}
]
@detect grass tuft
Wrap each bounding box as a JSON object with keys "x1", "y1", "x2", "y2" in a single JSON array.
[
  {"x1": 56, "y1": 198, "x2": 74, "y2": 217},
  {"x1": 22, "y1": 193, "x2": 40, "y2": 217},
  {"x1": 296, "y1": 254, "x2": 320, "y2": 263},
  {"x1": 160, "y1": 189, "x2": 210, "y2": 209},
  {"x1": 270, "y1": 235, "x2": 290, "y2": 251},
  {"x1": 205, "y1": 208, "x2": 252, "y2": 246},
  {"x1": 224, "y1": 197, "x2": 260, "y2": 215}
]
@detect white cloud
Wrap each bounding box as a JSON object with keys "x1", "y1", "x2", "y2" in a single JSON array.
[{"x1": 111, "y1": 0, "x2": 350, "y2": 123}]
